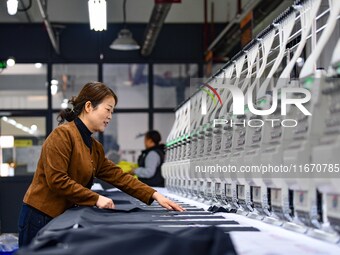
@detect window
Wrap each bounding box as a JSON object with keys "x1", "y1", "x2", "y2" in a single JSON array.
[
  {"x1": 0, "y1": 64, "x2": 47, "y2": 109},
  {"x1": 52, "y1": 64, "x2": 98, "y2": 109},
  {"x1": 153, "y1": 113, "x2": 175, "y2": 144},
  {"x1": 103, "y1": 64, "x2": 148, "y2": 108},
  {"x1": 0, "y1": 116, "x2": 46, "y2": 176},
  {"x1": 104, "y1": 113, "x2": 148, "y2": 163},
  {"x1": 153, "y1": 64, "x2": 198, "y2": 108}
]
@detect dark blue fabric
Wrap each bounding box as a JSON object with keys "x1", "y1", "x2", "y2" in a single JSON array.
[
  {"x1": 16, "y1": 190, "x2": 252, "y2": 254},
  {"x1": 16, "y1": 225, "x2": 236, "y2": 255},
  {"x1": 35, "y1": 206, "x2": 237, "y2": 233},
  {"x1": 18, "y1": 204, "x2": 52, "y2": 247}
]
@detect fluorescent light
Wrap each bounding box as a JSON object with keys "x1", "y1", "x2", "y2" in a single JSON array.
[
  {"x1": 88, "y1": 0, "x2": 107, "y2": 31},
  {"x1": 51, "y1": 84, "x2": 58, "y2": 95},
  {"x1": 7, "y1": 119, "x2": 16, "y2": 125},
  {"x1": 7, "y1": 0, "x2": 18, "y2": 15},
  {"x1": 15, "y1": 123, "x2": 23, "y2": 129},
  {"x1": 50, "y1": 79, "x2": 58, "y2": 95},
  {"x1": 2, "y1": 117, "x2": 39, "y2": 135}
]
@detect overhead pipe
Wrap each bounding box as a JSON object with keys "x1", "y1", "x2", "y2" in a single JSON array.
[
  {"x1": 36, "y1": 0, "x2": 60, "y2": 55},
  {"x1": 141, "y1": 3, "x2": 172, "y2": 56}
]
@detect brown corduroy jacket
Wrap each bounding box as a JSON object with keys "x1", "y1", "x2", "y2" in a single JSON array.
[{"x1": 23, "y1": 121, "x2": 156, "y2": 218}]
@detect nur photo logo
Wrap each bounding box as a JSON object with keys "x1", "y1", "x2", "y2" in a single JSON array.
[
  {"x1": 191, "y1": 77, "x2": 313, "y2": 129},
  {"x1": 200, "y1": 83, "x2": 311, "y2": 116},
  {"x1": 200, "y1": 83, "x2": 223, "y2": 115}
]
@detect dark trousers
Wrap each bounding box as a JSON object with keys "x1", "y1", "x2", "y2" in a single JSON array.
[{"x1": 18, "y1": 203, "x2": 53, "y2": 247}]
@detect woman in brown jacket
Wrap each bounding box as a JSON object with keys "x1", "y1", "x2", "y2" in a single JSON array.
[{"x1": 18, "y1": 82, "x2": 184, "y2": 247}]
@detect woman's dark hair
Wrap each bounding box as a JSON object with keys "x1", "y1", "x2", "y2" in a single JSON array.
[
  {"x1": 145, "y1": 130, "x2": 161, "y2": 145},
  {"x1": 57, "y1": 82, "x2": 118, "y2": 125}
]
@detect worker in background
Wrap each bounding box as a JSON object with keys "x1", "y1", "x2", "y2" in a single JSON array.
[
  {"x1": 18, "y1": 82, "x2": 184, "y2": 247},
  {"x1": 130, "y1": 130, "x2": 165, "y2": 187}
]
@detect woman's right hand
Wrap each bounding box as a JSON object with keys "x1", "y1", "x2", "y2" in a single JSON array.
[{"x1": 96, "y1": 195, "x2": 115, "y2": 209}]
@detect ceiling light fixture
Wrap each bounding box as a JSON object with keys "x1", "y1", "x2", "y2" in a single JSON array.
[
  {"x1": 35, "y1": 63, "x2": 43, "y2": 69},
  {"x1": 88, "y1": 0, "x2": 107, "y2": 31},
  {"x1": 110, "y1": 0, "x2": 140, "y2": 51},
  {"x1": 7, "y1": 0, "x2": 18, "y2": 16},
  {"x1": 6, "y1": 57, "x2": 15, "y2": 67}
]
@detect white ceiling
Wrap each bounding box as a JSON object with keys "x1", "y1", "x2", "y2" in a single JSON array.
[{"x1": 0, "y1": 0, "x2": 245, "y2": 24}]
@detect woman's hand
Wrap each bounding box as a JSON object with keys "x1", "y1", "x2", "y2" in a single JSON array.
[
  {"x1": 96, "y1": 195, "x2": 115, "y2": 209},
  {"x1": 152, "y1": 192, "x2": 185, "y2": 212}
]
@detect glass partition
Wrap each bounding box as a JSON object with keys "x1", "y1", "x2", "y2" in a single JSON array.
[
  {"x1": 153, "y1": 64, "x2": 198, "y2": 108},
  {"x1": 0, "y1": 116, "x2": 46, "y2": 176},
  {"x1": 153, "y1": 113, "x2": 175, "y2": 144},
  {"x1": 0, "y1": 64, "x2": 47, "y2": 109},
  {"x1": 104, "y1": 113, "x2": 148, "y2": 163},
  {"x1": 103, "y1": 64, "x2": 148, "y2": 108},
  {"x1": 52, "y1": 64, "x2": 98, "y2": 109}
]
